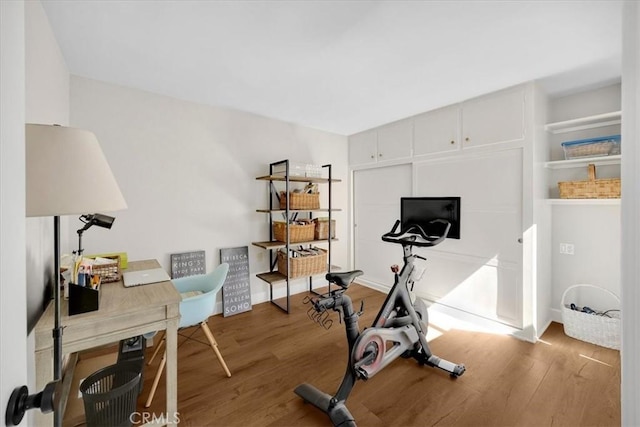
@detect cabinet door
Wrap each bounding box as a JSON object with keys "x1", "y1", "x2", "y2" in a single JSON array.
[
  {"x1": 349, "y1": 130, "x2": 377, "y2": 166},
  {"x1": 376, "y1": 119, "x2": 412, "y2": 161},
  {"x1": 413, "y1": 105, "x2": 460, "y2": 156},
  {"x1": 461, "y1": 87, "x2": 525, "y2": 148}
]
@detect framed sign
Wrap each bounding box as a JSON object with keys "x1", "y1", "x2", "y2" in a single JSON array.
[
  {"x1": 220, "y1": 246, "x2": 252, "y2": 317},
  {"x1": 170, "y1": 250, "x2": 206, "y2": 279}
]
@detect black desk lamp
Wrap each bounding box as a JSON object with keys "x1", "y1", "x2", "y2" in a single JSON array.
[
  {"x1": 76, "y1": 213, "x2": 116, "y2": 256},
  {"x1": 5, "y1": 124, "x2": 127, "y2": 426}
]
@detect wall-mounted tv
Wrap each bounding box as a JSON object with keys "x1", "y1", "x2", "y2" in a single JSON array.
[{"x1": 400, "y1": 197, "x2": 461, "y2": 239}]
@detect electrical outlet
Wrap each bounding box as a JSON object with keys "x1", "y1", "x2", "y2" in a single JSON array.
[{"x1": 560, "y1": 243, "x2": 575, "y2": 255}]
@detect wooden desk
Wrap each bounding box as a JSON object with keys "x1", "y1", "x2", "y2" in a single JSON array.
[{"x1": 34, "y1": 259, "x2": 181, "y2": 426}]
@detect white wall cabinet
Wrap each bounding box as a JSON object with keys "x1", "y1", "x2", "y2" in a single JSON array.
[
  {"x1": 349, "y1": 81, "x2": 622, "y2": 343},
  {"x1": 376, "y1": 119, "x2": 413, "y2": 161},
  {"x1": 461, "y1": 86, "x2": 526, "y2": 148},
  {"x1": 349, "y1": 130, "x2": 377, "y2": 166},
  {"x1": 349, "y1": 120, "x2": 412, "y2": 166},
  {"x1": 349, "y1": 86, "x2": 526, "y2": 167},
  {"x1": 413, "y1": 105, "x2": 460, "y2": 156},
  {"x1": 350, "y1": 82, "x2": 546, "y2": 342}
]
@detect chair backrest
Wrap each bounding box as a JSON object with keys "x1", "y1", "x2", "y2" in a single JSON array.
[{"x1": 172, "y1": 263, "x2": 229, "y2": 328}]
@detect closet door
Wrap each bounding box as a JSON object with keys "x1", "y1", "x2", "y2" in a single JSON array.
[
  {"x1": 413, "y1": 148, "x2": 523, "y2": 328},
  {"x1": 353, "y1": 164, "x2": 412, "y2": 289}
]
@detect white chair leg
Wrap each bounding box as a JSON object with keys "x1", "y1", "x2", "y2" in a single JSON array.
[
  {"x1": 201, "y1": 321, "x2": 231, "y2": 377},
  {"x1": 147, "y1": 331, "x2": 166, "y2": 365},
  {"x1": 145, "y1": 351, "x2": 166, "y2": 408}
]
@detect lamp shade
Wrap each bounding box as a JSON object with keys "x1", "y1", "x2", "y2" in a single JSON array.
[{"x1": 26, "y1": 124, "x2": 127, "y2": 217}]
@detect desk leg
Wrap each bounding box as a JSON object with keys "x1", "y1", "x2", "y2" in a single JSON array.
[
  {"x1": 165, "y1": 318, "x2": 179, "y2": 426},
  {"x1": 34, "y1": 348, "x2": 54, "y2": 426}
]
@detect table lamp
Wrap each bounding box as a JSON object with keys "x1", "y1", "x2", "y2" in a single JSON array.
[
  {"x1": 5, "y1": 124, "x2": 127, "y2": 426},
  {"x1": 76, "y1": 213, "x2": 116, "y2": 255}
]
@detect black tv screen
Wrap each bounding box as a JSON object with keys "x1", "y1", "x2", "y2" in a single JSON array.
[{"x1": 400, "y1": 197, "x2": 461, "y2": 239}]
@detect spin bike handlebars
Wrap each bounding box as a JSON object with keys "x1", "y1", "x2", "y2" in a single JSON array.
[{"x1": 381, "y1": 219, "x2": 451, "y2": 247}]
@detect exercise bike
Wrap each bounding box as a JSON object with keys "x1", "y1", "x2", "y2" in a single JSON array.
[{"x1": 295, "y1": 219, "x2": 466, "y2": 427}]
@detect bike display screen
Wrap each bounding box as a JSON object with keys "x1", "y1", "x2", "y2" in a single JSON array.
[{"x1": 400, "y1": 197, "x2": 461, "y2": 239}]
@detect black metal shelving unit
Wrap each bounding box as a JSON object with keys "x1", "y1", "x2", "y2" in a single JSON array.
[{"x1": 252, "y1": 159, "x2": 340, "y2": 313}]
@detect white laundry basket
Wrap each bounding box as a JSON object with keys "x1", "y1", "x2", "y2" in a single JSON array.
[{"x1": 561, "y1": 284, "x2": 620, "y2": 350}]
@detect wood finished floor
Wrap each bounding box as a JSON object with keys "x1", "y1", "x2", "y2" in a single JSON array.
[{"x1": 137, "y1": 284, "x2": 620, "y2": 427}]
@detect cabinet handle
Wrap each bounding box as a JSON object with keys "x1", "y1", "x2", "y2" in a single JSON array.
[
  {"x1": 517, "y1": 238, "x2": 523, "y2": 243},
  {"x1": 379, "y1": 153, "x2": 382, "y2": 157},
  {"x1": 465, "y1": 137, "x2": 470, "y2": 142},
  {"x1": 370, "y1": 155, "x2": 374, "y2": 159},
  {"x1": 450, "y1": 140, "x2": 455, "y2": 145}
]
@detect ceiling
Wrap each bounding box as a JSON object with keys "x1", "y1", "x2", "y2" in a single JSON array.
[{"x1": 41, "y1": 1, "x2": 623, "y2": 136}]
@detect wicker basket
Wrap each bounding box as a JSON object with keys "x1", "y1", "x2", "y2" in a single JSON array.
[
  {"x1": 90, "y1": 256, "x2": 121, "y2": 283},
  {"x1": 277, "y1": 248, "x2": 327, "y2": 278},
  {"x1": 561, "y1": 284, "x2": 620, "y2": 350},
  {"x1": 558, "y1": 164, "x2": 620, "y2": 199},
  {"x1": 279, "y1": 191, "x2": 320, "y2": 210},
  {"x1": 273, "y1": 221, "x2": 315, "y2": 243},
  {"x1": 314, "y1": 218, "x2": 336, "y2": 240}
]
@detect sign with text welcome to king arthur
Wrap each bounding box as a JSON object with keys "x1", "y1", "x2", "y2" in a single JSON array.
[{"x1": 220, "y1": 246, "x2": 252, "y2": 317}]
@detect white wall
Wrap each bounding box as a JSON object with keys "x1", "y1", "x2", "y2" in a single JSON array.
[
  {"x1": 23, "y1": 2, "x2": 71, "y2": 425},
  {"x1": 621, "y1": 1, "x2": 640, "y2": 425},
  {"x1": 25, "y1": 0, "x2": 70, "y2": 331},
  {"x1": 0, "y1": 0, "x2": 27, "y2": 420},
  {"x1": 70, "y1": 76, "x2": 348, "y2": 305}
]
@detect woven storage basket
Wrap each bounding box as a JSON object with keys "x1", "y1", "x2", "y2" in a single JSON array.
[
  {"x1": 558, "y1": 164, "x2": 620, "y2": 199},
  {"x1": 273, "y1": 221, "x2": 314, "y2": 243},
  {"x1": 277, "y1": 248, "x2": 327, "y2": 278},
  {"x1": 314, "y1": 218, "x2": 336, "y2": 240},
  {"x1": 279, "y1": 191, "x2": 320, "y2": 210},
  {"x1": 561, "y1": 284, "x2": 620, "y2": 350},
  {"x1": 90, "y1": 256, "x2": 121, "y2": 283}
]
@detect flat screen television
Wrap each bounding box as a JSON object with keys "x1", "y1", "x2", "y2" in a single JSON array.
[{"x1": 400, "y1": 197, "x2": 461, "y2": 239}]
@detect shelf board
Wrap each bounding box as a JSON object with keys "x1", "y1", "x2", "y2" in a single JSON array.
[
  {"x1": 256, "y1": 208, "x2": 342, "y2": 213},
  {"x1": 547, "y1": 198, "x2": 620, "y2": 205},
  {"x1": 544, "y1": 111, "x2": 621, "y2": 134},
  {"x1": 544, "y1": 155, "x2": 621, "y2": 169},
  {"x1": 256, "y1": 174, "x2": 342, "y2": 183},
  {"x1": 252, "y1": 238, "x2": 339, "y2": 250},
  {"x1": 256, "y1": 272, "x2": 288, "y2": 284},
  {"x1": 256, "y1": 266, "x2": 341, "y2": 285}
]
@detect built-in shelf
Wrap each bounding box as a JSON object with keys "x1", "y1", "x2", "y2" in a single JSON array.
[
  {"x1": 544, "y1": 155, "x2": 621, "y2": 169},
  {"x1": 547, "y1": 199, "x2": 620, "y2": 205},
  {"x1": 252, "y1": 238, "x2": 339, "y2": 250},
  {"x1": 544, "y1": 111, "x2": 621, "y2": 134}
]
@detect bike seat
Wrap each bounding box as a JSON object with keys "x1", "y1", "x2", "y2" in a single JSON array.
[{"x1": 326, "y1": 270, "x2": 363, "y2": 289}]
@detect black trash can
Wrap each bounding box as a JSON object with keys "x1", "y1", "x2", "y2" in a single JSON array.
[{"x1": 79, "y1": 361, "x2": 141, "y2": 427}]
